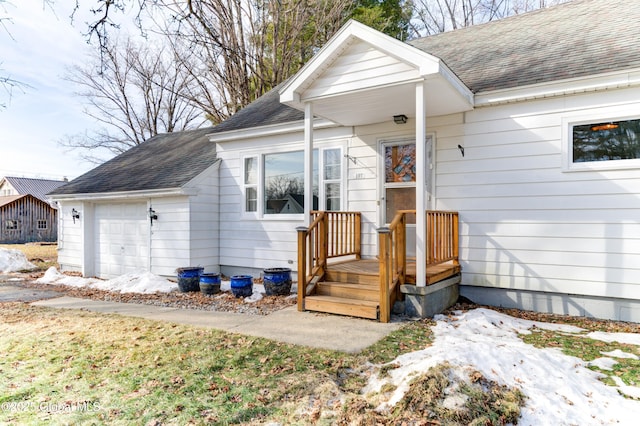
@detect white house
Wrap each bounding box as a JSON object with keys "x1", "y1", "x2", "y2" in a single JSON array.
[{"x1": 51, "y1": 0, "x2": 640, "y2": 322}]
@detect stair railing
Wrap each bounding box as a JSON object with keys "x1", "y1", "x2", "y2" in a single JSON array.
[
  {"x1": 378, "y1": 210, "x2": 410, "y2": 323},
  {"x1": 426, "y1": 211, "x2": 460, "y2": 267},
  {"x1": 297, "y1": 211, "x2": 361, "y2": 311}
]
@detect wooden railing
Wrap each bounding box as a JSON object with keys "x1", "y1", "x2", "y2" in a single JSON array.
[
  {"x1": 378, "y1": 210, "x2": 459, "y2": 322},
  {"x1": 378, "y1": 210, "x2": 411, "y2": 323},
  {"x1": 427, "y1": 211, "x2": 460, "y2": 267},
  {"x1": 297, "y1": 211, "x2": 361, "y2": 310}
]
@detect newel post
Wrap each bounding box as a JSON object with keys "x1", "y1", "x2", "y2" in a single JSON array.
[
  {"x1": 378, "y1": 227, "x2": 391, "y2": 323},
  {"x1": 296, "y1": 226, "x2": 308, "y2": 312}
]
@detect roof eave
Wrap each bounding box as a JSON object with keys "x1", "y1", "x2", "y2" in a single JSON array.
[
  {"x1": 475, "y1": 68, "x2": 640, "y2": 106},
  {"x1": 207, "y1": 118, "x2": 341, "y2": 143},
  {"x1": 50, "y1": 187, "x2": 196, "y2": 202}
]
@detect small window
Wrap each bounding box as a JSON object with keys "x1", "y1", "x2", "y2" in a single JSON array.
[
  {"x1": 244, "y1": 157, "x2": 258, "y2": 212},
  {"x1": 323, "y1": 148, "x2": 342, "y2": 211},
  {"x1": 5, "y1": 220, "x2": 18, "y2": 230},
  {"x1": 37, "y1": 220, "x2": 48, "y2": 229},
  {"x1": 573, "y1": 118, "x2": 640, "y2": 163},
  {"x1": 565, "y1": 116, "x2": 640, "y2": 172}
]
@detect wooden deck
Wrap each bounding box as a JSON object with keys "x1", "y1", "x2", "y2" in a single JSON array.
[
  {"x1": 326, "y1": 258, "x2": 461, "y2": 285},
  {"x1": 297, "y1": 210, "x2": 460, "y2": 321},
  {"x1": 303, "y1": 258, "x2": 461, "y2": 320}
]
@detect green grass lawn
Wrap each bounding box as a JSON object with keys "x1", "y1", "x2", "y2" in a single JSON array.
[{"x1": 1, "y1": 303, "x2": 638, "y2": 425}]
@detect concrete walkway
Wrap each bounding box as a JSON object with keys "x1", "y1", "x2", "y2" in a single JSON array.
[{"x1": 31, "y1": 296, "x2": 403, "y2": 353}]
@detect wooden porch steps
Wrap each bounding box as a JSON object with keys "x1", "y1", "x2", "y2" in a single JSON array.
[
  {"x1": 303, "y1": 260, "x2": 382, "y2": 320},
  {"x1": 316, "y1": 281, "x2": 379, "y2": 301},
  {"x1": 304, "y1": 295, "x2": 379, "y2": 320}
]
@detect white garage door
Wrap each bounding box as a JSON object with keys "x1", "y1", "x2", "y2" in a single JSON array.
[{"x1": 95, "y1": 202, "x2": 149, "y2": 278}]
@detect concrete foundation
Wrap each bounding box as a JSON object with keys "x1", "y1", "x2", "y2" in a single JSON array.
[
  {"x1": 461, "y1": 286, "x2": 640, "y2": 323},
  {"x1": 401, "y1": 274, "x2": 461, "y2": 318}
]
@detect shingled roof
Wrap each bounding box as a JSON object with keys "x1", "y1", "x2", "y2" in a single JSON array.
[
  {"x1": 51, "y1": 0, "x2": 640, "y2": 196},
  {"x1": 50, "y1": 127, "x2": 217, "y2": 196},
  {"x1": 409, "y1": 0, "x2": 640, "y2": 93}
]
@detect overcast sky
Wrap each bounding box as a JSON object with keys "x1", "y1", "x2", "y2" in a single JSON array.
[{"x1": 0, "y1": 1, "x2": 115, "y2": 181}]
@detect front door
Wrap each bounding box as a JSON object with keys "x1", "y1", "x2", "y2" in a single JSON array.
[
  {"x1": 381, "y1": 136, "x2": 433, "y2": 258},
  {"x1": 382, "y1": 139, "x2": 417, "y2": 256}
]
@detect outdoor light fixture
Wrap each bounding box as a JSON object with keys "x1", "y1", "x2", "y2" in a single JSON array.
[
  {"x1": 393, "y1": 114, "x2": 408, "y2": 124},
  {"x1": 71, "y1": 208, "x2": 80, "y2": 224},
  {"x1": 344, "y1": 154, "x2": 357, "y2": 164},
  {"x1": 148, "y1": 207, "x2": 158, "y2": 225},
  {"x1": 458, "y1": 144, "x2": 465, "y2": 157}
]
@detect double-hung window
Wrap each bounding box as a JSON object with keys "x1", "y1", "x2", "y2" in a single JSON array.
[
  {"x1": 244, "y1": 157, "x2": 258, "y2": 212},
  {"x1": 323, "y1": 148, "x2": 342, "y2": 211}
]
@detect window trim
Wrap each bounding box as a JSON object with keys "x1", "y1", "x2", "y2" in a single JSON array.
[
  {"x1": 242, "y1": 155, "x2": 259, "y2": 216},
  {"x1": 5, "y1": 219, "x2": 19, "y2": 230},
  {"x1": 241, "y1": 143, "x2": 345, "y2": 220},
  {"x1": 37, "y1": 219, "x2": 48, "y2": 230},
  {"x1": 562, "y1": 113, "x2": 640, "y2": 172}
]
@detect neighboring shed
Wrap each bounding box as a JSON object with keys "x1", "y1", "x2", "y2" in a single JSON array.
[
  {"x1": 0, "y1": 176, "x2": 68, "y2": 206},
  {"x1": 0, "y1": 194, "x2": 57, "y2": 243}
]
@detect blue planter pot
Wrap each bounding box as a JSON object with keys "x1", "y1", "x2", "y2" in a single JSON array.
[
  {"x1": 230, "y1": 275, "x2": 253, "y2": 298},
  {"x1": 176, "y1": 267, "x2": 204, "y2": 292},
  {"x1": 199, "y1": 273, "x2": 221, "y2": 295},
  {"x1": 263, "y1": 268, "x2": 292, "y2": 296}
]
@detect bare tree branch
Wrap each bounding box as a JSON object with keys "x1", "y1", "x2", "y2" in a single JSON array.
[{"x1": 60, "y1": 36, "x2": 203, "y2": 162}]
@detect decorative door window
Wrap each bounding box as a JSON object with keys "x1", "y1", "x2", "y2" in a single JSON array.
[{"x1": 383, "y1": 142, "x2": 416, "y2": 224}]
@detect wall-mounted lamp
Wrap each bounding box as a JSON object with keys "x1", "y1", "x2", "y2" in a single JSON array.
[
  {"x1": 344, "y1": 154, "x2": 357, "y2": 164},
  {"x1": 457, "y1": 144, "x2": 465, "y2": 157},
  {"x1": 148, "y1": 207, "x2": 158, "y2": 225},
  {"x1": 393, "y1": 114, "x2": 408, "y2": 124},
  {"x1": 71, "y1": 208, "x2": 80, "y2": 224}
]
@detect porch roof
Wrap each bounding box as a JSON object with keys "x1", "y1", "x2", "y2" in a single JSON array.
[{"x1": 279, "y1": 20, "x2": 474, "y2": 126}]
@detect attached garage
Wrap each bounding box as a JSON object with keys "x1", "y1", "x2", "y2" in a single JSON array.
[
  {"x1": 94, "y1": 202, "x2": 149, "y2": 278},
  {"x1": 50, "y1": 128, "x2": 220, "y2": 279}
]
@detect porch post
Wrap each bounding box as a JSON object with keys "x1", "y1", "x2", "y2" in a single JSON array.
[
  {"x1": 415, "y1": 81, "x2": 427, "y2": 287},
  {"x1": 303, "y1": 102, "x2": 314, "y2": 226}
]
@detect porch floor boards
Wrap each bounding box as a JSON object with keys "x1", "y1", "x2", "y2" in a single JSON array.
[
  {"x1": 326, "y1": 258, "x2": 461, "y2": 285},
  {"x1": 303, "y1": 259, "x2": 461, "y2": 320}
]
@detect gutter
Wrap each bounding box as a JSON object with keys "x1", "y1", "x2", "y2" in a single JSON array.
[
  {"x1": 207, "y1": 118, "x2": 340, "y2": 143},
  {"x1": 475, "y1": 68, "x2": 640, "y2": 106},
  {"x1": 49, "y1": 187, "x2": 196, "y2": 202}
]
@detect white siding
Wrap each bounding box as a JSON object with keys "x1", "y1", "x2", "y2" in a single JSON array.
[
  {"x1": 56, "y1": 201, "x2": 84, "y2": 272},
  {"x1": 304, "y1": 41, "x2": 419, "y2": 99},
  {"x1": 149, "y1": 196, "x2": 191, "y2": 276},
  {"x1": 186, "y1": 163, "x2": 220, "y2": 273},
  {"x1": 432, "y1": 87, "x2": 640, "y2": 304}
]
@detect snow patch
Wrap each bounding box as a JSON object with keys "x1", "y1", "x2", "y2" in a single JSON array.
[
  {"x1": 587, "y1": 331, "x2": 640, "y2": 346},
  {"x1": 600, "y1": 349, "x2": 639, "y2": 360},
  {"x1": 365, "y1": 308, "x2": 640, "y2": 425},
  {"x1": 0, "y1": 248, "x2": 37, "y2": 273},
  {"x1": 36, "y1": 267, "x2": 176, "y2": 293}
]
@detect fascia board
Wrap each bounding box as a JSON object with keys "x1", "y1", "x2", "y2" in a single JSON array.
[
  {"x1": 207, "y1": 118, "x2": 338, "y2": 143},
  {"x1": 49, "y1": 187, "x2": 194, "y2": 202},
  {"x1": 475, "y1": 68, "x2": 640, "y2": 106}
]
